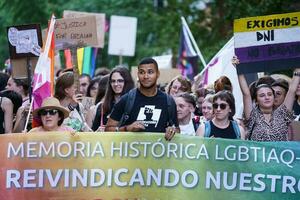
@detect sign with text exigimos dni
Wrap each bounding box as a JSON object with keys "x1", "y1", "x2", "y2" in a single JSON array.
[{"x1": 234, "y1": 12, "x2": 300, "y2": 74}]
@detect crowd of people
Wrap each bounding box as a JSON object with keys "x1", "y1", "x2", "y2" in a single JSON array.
[{"x1": 0, "y1": 56, "x2": 300, "y2": 142}]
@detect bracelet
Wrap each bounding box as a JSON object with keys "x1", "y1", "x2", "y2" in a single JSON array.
[{"x1": 294, "y1": 72, "x2": 300, "y2": 76}]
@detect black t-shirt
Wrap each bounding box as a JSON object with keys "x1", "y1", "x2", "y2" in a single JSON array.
[
  {"x1": 209, "y1": 120, "x2": 237, "y2": 139},
  {"x1": 293, "y1": 100, "x2": 300, "y2": 116},
  {"x1": 110, "y1": 89, "x2": 178, "y2": 133}
]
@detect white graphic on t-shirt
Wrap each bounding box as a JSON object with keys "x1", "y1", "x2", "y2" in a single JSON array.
[{"x1": 136, "y1": 105, "x2": 161, "y2": 127}]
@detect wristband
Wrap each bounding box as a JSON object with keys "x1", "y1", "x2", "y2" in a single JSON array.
[{"x1": 294, "y1": 72, "x2": 300, "y2": 76}]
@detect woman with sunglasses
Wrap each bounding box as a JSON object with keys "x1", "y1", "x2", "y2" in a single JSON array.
[
  {"x1": 87, "y1": 67, "x2": 134, "y2": 131},
  {"x1": 233, "y1": 56, "x2": 300, "y2": 141},
  {"x1": 196, "y1": 91, "x2": 246, "y2": 139},
  {"x1": 29, "y1": 97, "x2": 74, "y2": 132}
]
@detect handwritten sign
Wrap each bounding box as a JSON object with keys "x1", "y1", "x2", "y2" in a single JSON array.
[
  {"x1": 234, "y1": 12, "x2": 300, "y2": 74},
  {"x1": 63, "y1": 10, "x2": 105, "y2": 48},
  {"x1": 7, "y1": 24, "x2": 42, "y2": 59},
  {"x1": 55, "y1": 16, "x2": 98, "y2": 50}
]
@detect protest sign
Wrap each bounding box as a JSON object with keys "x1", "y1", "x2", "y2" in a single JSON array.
[
  {"x1": 63, "y1": 10, "x2": 105, "y2": 48},
  {"x1": 7, "y1": 24, "x2": 42, "y2": 59},
  {"x1": 234, "y1": 12, "x2": 300, "y2": 74},
  {"x1": 0, "y1": 132, "x2": 299, "y2": 200},
  {"x1": 11, "y1": 57, "x2": 38, "y2": 79},
  {"x1": 55, "y1": 16, "x2": 98, "y2": 50},
  {"x1": 108, "y1": 15, "x2": 137, "y2": 56}
]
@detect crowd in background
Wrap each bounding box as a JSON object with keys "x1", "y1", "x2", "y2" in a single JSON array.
[{"x1": 1, "y1": 56, "x2": 300, "y2": 142}]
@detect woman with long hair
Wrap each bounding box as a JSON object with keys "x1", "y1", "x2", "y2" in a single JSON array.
[{"x1": 89, "y1": 67, "x2": 134, "y2": 131}]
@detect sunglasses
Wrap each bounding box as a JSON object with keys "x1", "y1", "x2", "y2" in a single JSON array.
[
  {"x1": 39, "y1": 109, "x2": 59, "y2": 116},
  {"x1": 212, "y1": 103, "x2": 228, "y2": 110}
]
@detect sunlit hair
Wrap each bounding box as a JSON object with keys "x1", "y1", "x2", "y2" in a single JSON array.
[
  {"x1": 54, "y1": 72, "x2": 74, "y2": 100},
  {"x1": 213, "y1": 90, "x2": 235, "y2": 119},
  {"x1": 214, "y1": 76, "x2": 232, "y2": 93},
  {"x1": 166, "y1": 75, "x2": 192, "y2": 94}
]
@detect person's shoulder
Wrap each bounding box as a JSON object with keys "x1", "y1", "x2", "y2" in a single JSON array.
[
  {"x1": 28, "y1": 126, "x2": 43, "y2": 133},
  {"x1": 1, "y1": 97, "x2": 13, "y2": 107},
  {"x1": 59, "y1": 125, "x2": 75, "y2": 132}
]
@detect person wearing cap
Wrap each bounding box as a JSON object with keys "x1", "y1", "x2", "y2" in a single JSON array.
[{"x1": 29, "y1": 97, "x2": 74, "y2": 132}]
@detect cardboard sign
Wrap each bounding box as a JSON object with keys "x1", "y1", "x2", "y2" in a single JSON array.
[
  {"x1": 108, "y1": 15, "x2": 137, "y2": 56},
  {"x1": 11, "y1": 57, "x2": 38, "y2": 79},
  {"x1": 234, "y1": 12, "x2": 300, "y2": 74},
  {"x1": 7, "y1": 24, "x2": 42, "y2": 59},
  {"x1": 55, "y1": 16, "x2": 98, "y2": 50},
  {"x1": 63, "y1": 10, "x2": 105, "y2": 48}
]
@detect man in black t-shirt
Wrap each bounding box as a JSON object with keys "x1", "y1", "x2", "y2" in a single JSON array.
[{"x1": 105, "y1": 57, "x2": 179, "y2": 140}]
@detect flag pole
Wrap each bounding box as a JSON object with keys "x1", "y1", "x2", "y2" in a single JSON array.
[
  {"x1": 23, "y1": 98, "x2": 34, "y2": 133},
  {"x1": 181, "y1": 17, "x2": 207, "y2": 69}
]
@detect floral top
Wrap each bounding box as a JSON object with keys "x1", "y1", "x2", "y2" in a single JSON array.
[{"x1": 245, "y1": 104, "x2": 294, "y2": 141}]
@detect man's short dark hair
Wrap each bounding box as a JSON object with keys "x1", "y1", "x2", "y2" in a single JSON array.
[{"x1": 138, "y1": 57, "x2": 158, "y2": 70}]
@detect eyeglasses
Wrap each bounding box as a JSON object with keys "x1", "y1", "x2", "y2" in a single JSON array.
[
  {"x1": 39, "y1": 109, "x2": 59, "y2": 116},
  {"x1": 110, "y1": 79, "x2": 124, "y2": 84},
  {"x1": 212, "y1": 103, "x2": 228, "y2": 110}
]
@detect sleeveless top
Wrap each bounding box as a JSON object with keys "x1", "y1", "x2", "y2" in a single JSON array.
[
  {"x1": 0, "y1": 97, "x2": 5, "y2": 134},
  {"x1": 209, "y1": 120, "x2": 238, "y2": 139}
]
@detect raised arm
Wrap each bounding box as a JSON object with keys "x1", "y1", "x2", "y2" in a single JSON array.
[
  {"x1": 283, "y1": 68, "x2": 300, "y2": 111},
  {"x1": 233, "y1": 56, "x2": 253, "y2": 119}
]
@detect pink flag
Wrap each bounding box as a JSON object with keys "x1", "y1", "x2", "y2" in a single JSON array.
[{"x1": 32, "y1": 15, "x2": 55, "y2": 113}]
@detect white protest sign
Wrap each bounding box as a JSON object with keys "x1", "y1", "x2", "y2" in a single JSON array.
[{"x1": 108, "y1": 15, "x2": 137, "y2": 56}]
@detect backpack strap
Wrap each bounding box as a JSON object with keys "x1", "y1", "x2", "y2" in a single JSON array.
[
  {"x1": 231, "y1": 120, "x2": 241, "y2": 139},
  {"x1": 204, "y1": 121, "x2": 211, "y2": 137},
  {"x1": 118, "y1": 88, "x2": 137, "y2": 127}
]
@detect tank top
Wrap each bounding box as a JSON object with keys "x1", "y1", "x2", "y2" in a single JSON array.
[
  {"x1": 0, "y1": 97, "x2": 5, "y2": 134},
  {"x1": 209, "y1": 120, "x2": 237, "y2": 139}
]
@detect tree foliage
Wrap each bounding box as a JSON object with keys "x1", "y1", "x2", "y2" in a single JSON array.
[{"x1": 0, "y1": 0, "x2": 299, "y2": 71}]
